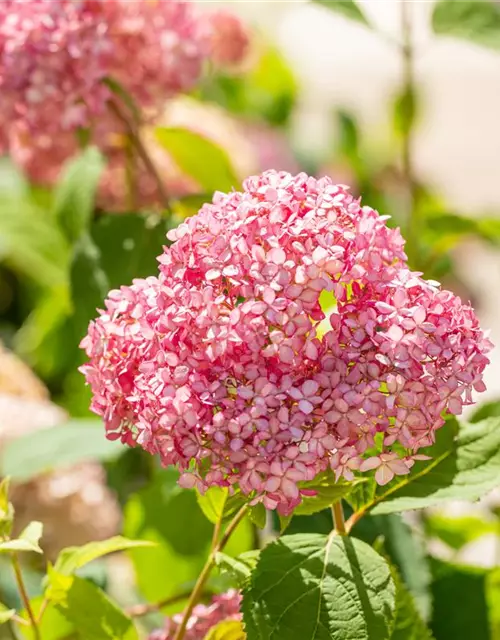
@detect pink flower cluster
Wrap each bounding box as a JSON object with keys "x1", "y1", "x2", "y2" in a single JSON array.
[
  {"x1": 149, "y1": 590, "x2": 242, "y2": 640},
  {"x1": 81, "y1": 171, "x2": 492, "y2": 514},
  {"x1": 0, "y1": 0, "x2": 248, "y2": 187}
]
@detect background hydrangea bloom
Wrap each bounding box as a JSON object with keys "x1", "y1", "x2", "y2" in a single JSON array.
[
  {"x1": 149, "y1": 590, "x2": 242, "y2": 640},
  {"x1": 81, "y1": 171, "x2": 492, "y2": 514}
]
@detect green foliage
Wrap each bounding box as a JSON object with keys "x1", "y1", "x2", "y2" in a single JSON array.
[
  {"x1": 424, "y1": 513, "x2": 497, "y2": 551},
  {"x1": 294, "y1": 471, "x2": 360, "y2": 516},
  {"x1": 0, "y1": 521, "x2": 43, "y2": 555},
  {"x1": 430, "y1": 558, "x2": 492, "y2": 640},
  {"x1": 390, "y1": 565, "x2": 432, "y2": 640},
  {"x1": 393, "y1": 86, "x2": 418, "y2": 139},
  {"x1": 196, "y1": 487, "x2": 245, "y2": 525},
  {"x1": 215, "y1": 551, "x2": 260, "y2": 587},
  {"x1": 155, "y1": 127, "x2": 239, "y2": 193},
  {"x1": 0, "y1": 602, "x2": 15, "y2": 624},
  {"x1": 312, "y1": 0, "x2": 370, "y2": 27},
  {"x1": 432, "y1": 0, "x2": 500, "y2": 51},
  {"x1": 203, "y1": 620, "x2": 246, "y2": 640},
  {"x1": 470, "y1": 399, "x2": 500, "y2": 424},
  {"x1": 52, "y1": 147, "x2": 105, "y2": 244},
  {"x1": 243, "y1": 533, "x2": 395, "y2": 639},
  {"x1": 350, "y1": 418, "x2": 500, "y2": 515},
  {"x1": 52, "y1": 536, "x2": 154, "y2": 577},
  {"x1": 48, "y1": 573, "x2": 138, "y2": 640},
  {"x1": 0, "y1": 478, "x2": 14, "y2": 538},
  {"x1": 0, "y1": 420, "x2": 123, "y2": 481}
]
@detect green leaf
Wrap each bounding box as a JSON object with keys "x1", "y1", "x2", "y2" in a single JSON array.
[
  {"x1": 49, "y1": 573, "x2": 138, "y2": 640},
  {"x1": 0, "y1": 521, "x2": 43, "y2": 554},
  {"x1": 203, "y1": 620, "x2": 246, "y2": 640},
  {"x1": 215, "y1": 550, "x2": 260, "y2": 586},
  {"x1": 430, "y1": 558, "x2": 491, "y2": 640},
  {"x1": 432, "y1": 0, "x2": 500, "y2": 51},
  {"x1": 470, "y1": 399, "x2": 500, "y2": 423},
  {"x1": 313, "y1": 0, "x2": 370, "y2": 26},
  {"x1": 0, "y1": 198, "x2": 70, "y2": 288},
  {"x1": 90, "y1": 213, "x2": 173, "y2": 290},
  {"x1": 172, "y1": 194, "x2": 211, "y2": 219},
  {"x1": 69, "y1": 233, "x2": 109, "y2": 341},
  {"x1": 52, "y1": 147, "x2": 105, "y2": 243},
  {"x1": 390, "y1": 564, "x2": 432, "y2": 640},
  {"x1": 248, "y1": 503, "x2": 267, "y2": 529},
  {"x1": 243, "y1": 533, "x2": 395, "y2": 639},
  {"x1": 294, "y1": 471, "x2": 358, "y2": 516},
  {"x1": 0, "y1": 477, "x2": 14, "y2": 538},
  {"x1": 18, "y1": 596, "x2": 75, "y2": 640},
  {"x1": 196, "y1": 487, "x2": 245, "y2": 525},
  {"x1": 351, "y1": 514, "x2": 432, "y2": 623},
  {"x1": 0, "y1": 602, "x2": 15, "y2": 624},
  {"x1": 487, "y1": 568, "x2": 500, "y2": 640},
  {"x1": 424, "y1": 513, "x2": 497, "y2": 551},
  {"x1": 155, "y1": 127, "x2": 239, "y2": 193},
  {"x1": 53, "y1": 536, "x2": 154, "y2": 577},
  {"x1": 361, "y1": 418, "x2": 500, "y2": 515},
  {"x1": 0, "y1": 420, "x2": 123, "y2": 482}
]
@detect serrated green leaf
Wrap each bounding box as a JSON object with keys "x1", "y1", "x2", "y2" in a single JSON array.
[
  {"x1": 313, "y1": 0, "x2": 370, "y2": 26},
  {"x1": 0, "y1": 420, "x2": 123, "y2": 481},
  {"x1": 203, "y1": 620, "x2": 246, "y2": 640},
  {"x1": 49, "y1": 573, "x2": 138, "y2": 640},
  {"x1": 432, "y1": 0, "x2": 500, "y2": 51},
  {"x1": 294, "y1": 471, "x2": 358, "y2": 516},
  {"x1": 155, "y1": 127, "x2": 239, "y2": 193},
  {"x1": 52, "y1": 147, "x2": 105, "y2": 243},
  {"x1": 243, "y1": 533, "x2": 395, "y2": 639},
  {"x1": 0, "y1": 521, "x2": 43, "y2": 554},
  {"x1": 248, "y1": 503, "x2": 267, "y2": 529},
  {"x1": 53, "y1": 536, "x2": 154, "y2": 576},
  {"x1": 0, "y1": 602, "x2": 15, "y2": 624},
  {"x1": 355, "y1": 418, "x2": 500, "y2": 516},
  {"x1": 277, "y1": 514, "x2": 292, "y2": 534},
  {"x1": 470, "y1": 399, "x2": 500, "y2": 423},
  {"x1": 196, "y1": 488, "x2": 245, "y2": 525}
]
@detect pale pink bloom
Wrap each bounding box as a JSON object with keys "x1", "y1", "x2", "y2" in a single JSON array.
[
  {"x1": 149, "y1": 590, "x2": 241, "y2": 640},
  {"x1": 203, "y1": 10, "x2": 250, "y2": 68},
  {"x1": 80, "y1": 171, "x2": 492, "y2": 514}
]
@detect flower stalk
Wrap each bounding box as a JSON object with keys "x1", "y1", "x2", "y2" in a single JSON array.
[{"x1": 10, "y1": 553, "x2": 41, "y2": 640}]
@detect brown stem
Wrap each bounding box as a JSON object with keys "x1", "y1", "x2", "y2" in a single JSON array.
[
  {"x1": 107, "y1": 99, "x2": 172, "y2": 215},
  {"x1": 173, "y1": 505, "x2": 249, "y2": 640},
  {"x1": 11, "y1": 553, "x2": 40, "y2": 640},
  {"x1": 127, "y1": 591, "x2": 194, "y2": 618},
  {"x1": 332, "y1": 501, "x2": 347, "y2": 535}
]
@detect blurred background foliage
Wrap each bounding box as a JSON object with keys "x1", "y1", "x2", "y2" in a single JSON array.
[{"x1": 1, "y1": 1, "x2": 500, "y2": 638}]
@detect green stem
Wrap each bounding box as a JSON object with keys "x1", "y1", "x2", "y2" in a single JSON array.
[
  {"x1": 172, "y1": 505, "x2": 249, "y2": 640},
  {"x1": 10, "y1": 553, "x2": 40, "y2": 640},
  {"x1": 332, "y1": 501, "x2": 347, "y2": 536}
]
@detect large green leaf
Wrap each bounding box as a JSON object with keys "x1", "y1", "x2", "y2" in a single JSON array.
[
  {"x1": 432, "y1": 0, "x2": 500, "y2": 51},
  {"x1": 48, "y1": 573, "x2": 138, "y2": 640},
  {"x1": 352, "y1": 418, "x2": 500, "y2": 516},
  {"x1": 53, "y1": 536, "x2": 154, "y2": 576},
  {"x1": 0, "y1": 521, "x2": 43, "y2": 555},
  {"x1": 242, "y1": 533, "x2": 395, "y2": 640},
  {"x1": 52, "y1": 147, "x2": 105, "y2": 243},
  {"x1": 312, "y1": 0, "x2": 370, "y2": 26},
  {"x1": 18, "y1": 596, "x2": 75, "y2": 640},
  {"x1": 215, "y1": 550, "x2": 260, "y2": 587},
  {"x1": 155, "y1": 127, "x2": 239, "y2": 193},
  {"x1": 0, "y1": 420, "x2": 123, "y2": 481}
]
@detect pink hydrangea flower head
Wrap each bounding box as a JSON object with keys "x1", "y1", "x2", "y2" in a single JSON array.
[
  {"x1": 149, "y1": 590, "x2": 242, "y2": 640},
  {"x1": 81, "y1": 171, "x2": 492, "y2": 514},
  {"x1": 204, "y1": 10, "x2": 250, "y2": 68},
  {"x1": 0, "y1": 0, "x2": 207, "y2": 183}
]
